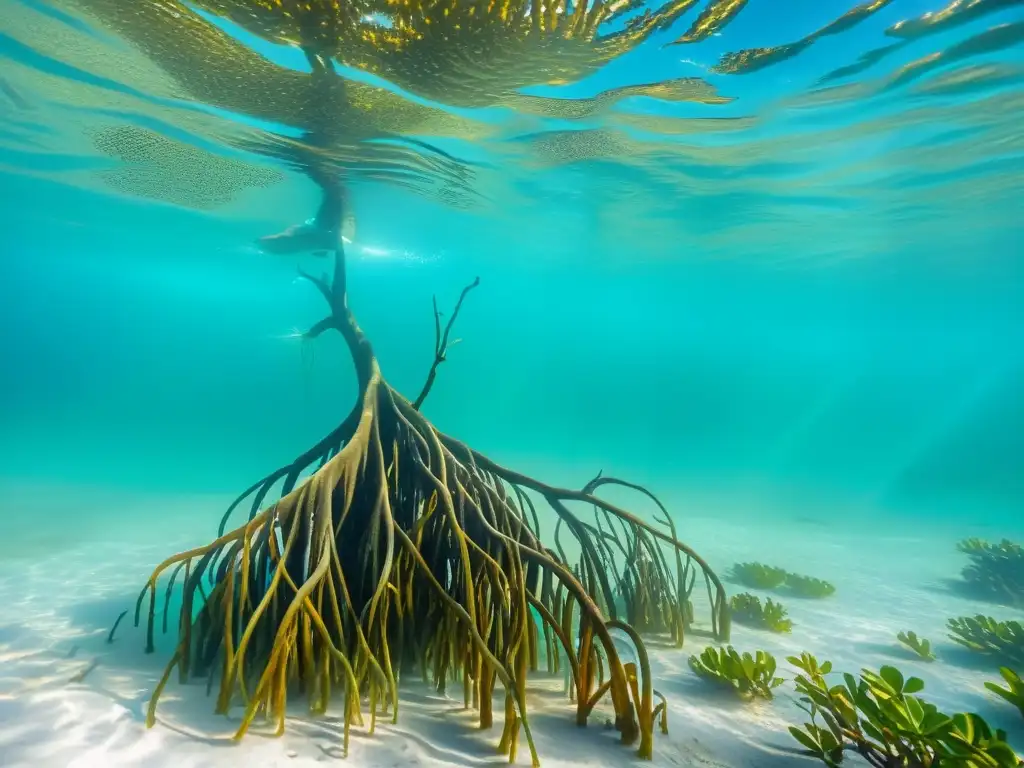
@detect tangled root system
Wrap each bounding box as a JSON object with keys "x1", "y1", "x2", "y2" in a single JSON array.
[{"x1": 132, "y1": 247, "x2": 728, "y2": 764}]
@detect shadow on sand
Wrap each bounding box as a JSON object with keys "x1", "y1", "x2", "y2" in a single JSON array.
[
  {"x1": 932, "y1": 643, "x2": 1015, "y2": 673},
  {"x1": 8, "y1": 585, "x2": 844, "y2": 767},
  {"x1": 924, "y1": 578, "x2": 1024, "y2": 612},
  {"x1": 854, "y1": 640, "x2": 937, "y2": 665}
]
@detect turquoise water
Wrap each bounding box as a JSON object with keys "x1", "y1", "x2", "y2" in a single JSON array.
[{"x1": 1, "y1": 0, "x2": 1024, "y2": 765}]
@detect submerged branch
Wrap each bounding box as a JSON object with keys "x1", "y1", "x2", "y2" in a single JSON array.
[{"x1": 413, "y1": 276, "x2": 480, "y2": 410}]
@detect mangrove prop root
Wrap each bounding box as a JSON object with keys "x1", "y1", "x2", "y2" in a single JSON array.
[
  {"x1": 107, "y1": 609, "x2": 128, "y2": 644},
  {"x1": 131, "y1": 247, "x2": 726, "y2": 764}
]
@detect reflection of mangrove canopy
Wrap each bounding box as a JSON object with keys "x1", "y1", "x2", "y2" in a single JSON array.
[
  {"x1": 64, "y1": 0, "x2": 1016, "y2": 109},
  {"x1": 62, "y1": 0, "x2": 719, "y2": 115},
  {"x1": 714, "y1": 0, "x2": 1022, "y2": 76},
  {"x1": 32, "y1": 0, "x2": 1016, "y2": 217}
]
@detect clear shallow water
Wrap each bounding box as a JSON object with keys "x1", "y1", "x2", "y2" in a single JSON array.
[
  {"x1": 1, "y1": 0, "x2": 1021, "y2": 514},
  {"x1": 1, "y1": 0, "x2": 1023, "y2": 765}
]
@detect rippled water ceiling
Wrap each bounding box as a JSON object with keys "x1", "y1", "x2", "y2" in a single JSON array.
[{"x1": 1, "y1": 0, "x2": 1021, "y2": 260}]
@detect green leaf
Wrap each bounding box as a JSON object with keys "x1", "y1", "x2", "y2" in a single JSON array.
[
  {"x1": 741, "y1": 653, "x2": 755, "y2": 680},
  {"x1": 789, "y1": 726, "x2": 825, "y2": 756},
  {"x1": 904, "y1": 676, "x2": 925, "y2": 695},
  {"x1": 803, "y1": 685, "x2": 833, "y2": 708},
  {"x1": 860, "y1": 718, "x2": 886, "y2": 744},
  {"x1": 951, "y1": 712, "x2": 975, "y2": 742},
  {"x1": 941, "y1": 736, "x2": 974, "y2": 757},
  {"x1": 876, "y1": 697, "x2": 913, "y2": 730},
  {"x1": 856, "y1": 692, "x2": 880, "y2": 720},
  {"x1": 879, "y1": 665, "x2": 905, "y2": 695},
  {"x1": 984, "y1": 742, "x2": 1021, "y2": 765},
  {"x1": 833, "y1": 696, "x2": 859, "y2": 727},
  {"x1": 905, "y1": 695, "x2": 925, "y2": 728},
  {"x1": 919, "y1": 710, "x2": 952, "y2": 737},
  {"x1": 862, "y1": 671, "x2": 894, "y2": 701},
  {"x1": 999, "y1": 666, "x2": 1021, "y2": 686},
  {"x1": 985, "y1": 681, "x2": 1016, "y2": 704},
  {"x1": 857, "y1": 696, "x2": 884, "y2": 728},
  {"x1": 843, "y1": 673, "x2": 859, "y2": 701},
  {"x1": 829, "y1": 682, "x2": 850, "y2": 699},
  {"x1": 818, "y1": 708, "x2": 844, "y2": 742},
  {"x1": 786, "y1": 654, "x2": 807, "y2": 671}
]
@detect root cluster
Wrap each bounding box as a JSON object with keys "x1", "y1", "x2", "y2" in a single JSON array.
[{"x1": 132, "y1": 248, "x2": 728, "y2": 764}]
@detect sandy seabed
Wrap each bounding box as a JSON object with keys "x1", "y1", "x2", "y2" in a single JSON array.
[{"x1": 1, "y1": 486, "x2": 1022, "y2": 768}]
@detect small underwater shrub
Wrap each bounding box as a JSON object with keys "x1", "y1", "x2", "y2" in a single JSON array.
[
  {"x1": 986, "y1": 667, "x2": 1024, "y2": 721},
  {"x1": 787, "y1": 652, "x2": 1022, "y2": 767},
  {"x1": 959, "y1": 537, "x2": 992, "y2": 555},
  {"x1": 728, "y1": 563, "x2": 836, "y2": 599},
  {"x1": 688, "y1": 645, "x2": 784, "y2": 701},
  {"x1": 947, "y1": 615, "x2": 1024, "y2": 666},
  {"x1": 784, "y1": 573, "x2": 836, "y2": 599},
  {"x1": 729, "y1": 593, "x2": 793, "y2": 633},
  {"x1": 729, "y1": 562, "x2": 788, "y2": 590},
  {"x1": 956, "y1": 538, "x2": 1024, "y2": 607},
  {"x1": 897, "y1": 630, "x2": 936, "y2": 662}
]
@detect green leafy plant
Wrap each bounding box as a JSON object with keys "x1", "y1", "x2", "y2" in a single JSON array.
[
  {"x1": 956, "y1": 538, "x2": 1024, "y2": 607},
  {"x1": 785, "y1": 573, "x2": 837, "y2": 599},
  {"x1": 947, "y1": 615, "x2": 1024, "y2": 666},
  {"x1": 986, "y1": 667, "x2": 1024, "y2": 721},
  {"x1": 688, "y1": 645, "x2": 784, "y2": 701},
  {"x1": 958, "y1": 538, "x2": 991, "y2": 555},
  {"x1": 897, "y1": 631, "x2": 936, "y2": 662},
  {"x1": 729, "y1": 592, "x2": 793, "y2": 633},
  {"x1": 787, "y1": 652, "x2": 1022, "y2": 767},
  {"x1": 729, "y1": 562, "x2": 788, "y2": 590},
  {"x1": 727, "y1": 563, "x2": 836, "y2": 599}
]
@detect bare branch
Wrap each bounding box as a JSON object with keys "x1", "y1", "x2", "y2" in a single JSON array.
[
  {"x1": 297, "y1": 268, "x2": 333, "y2": 307},
  {"x1": 413, "y1": 276, "x2": 480, "y2": 411},
  {"x1": 305, "y1": 316, "x2": 336, "y2": 339}
]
